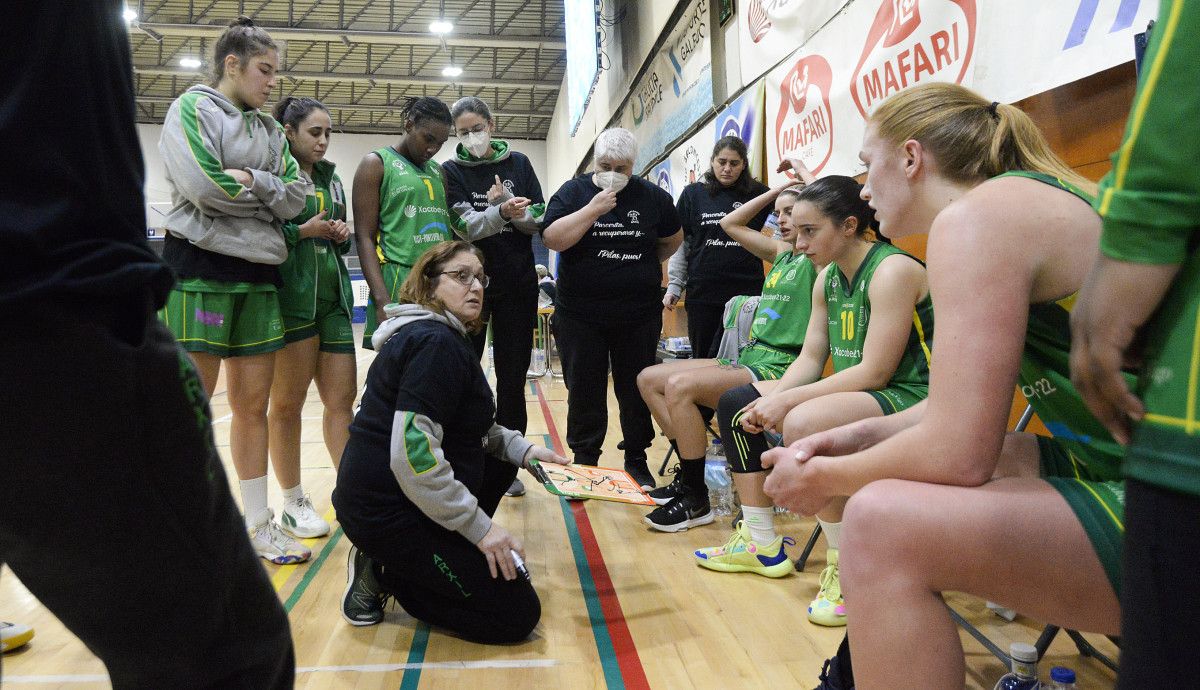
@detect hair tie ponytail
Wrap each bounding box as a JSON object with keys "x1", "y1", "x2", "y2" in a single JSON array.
[{"x1": 988, "y1": 101, "x2": 1000, "y2": 119}]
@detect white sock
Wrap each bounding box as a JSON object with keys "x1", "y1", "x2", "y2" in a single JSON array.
[
  {"x1": 240, "y1": 475, "x2": 270, "y2": 528},
  {"x1": 818, "y1": 518, "x2": 842, "y2": 550},
  {"x1": 742, "y1": 505, "x2": 777, "y2": 543},
  {"x1": 282, "y1": 483, "x2": 305, "y2": 505}
]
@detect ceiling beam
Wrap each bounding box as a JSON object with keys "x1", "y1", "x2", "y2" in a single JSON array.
[
  {"x1": 134, "y1": 65, "x2": 558, "y2": 89},
  {"x1": 134, "y1": 22, "x2": 565, "y2": 51},
  {"x1": 134, "y1": 95, "x2": 553, "y2": 119}
]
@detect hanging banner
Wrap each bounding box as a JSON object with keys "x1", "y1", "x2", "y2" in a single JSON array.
[
  {"x1": 762, "y1": 0, "x2": 1158, "y2": 185},
  {"x1": 713, "y1": 80, "x2": 766, "y2": 181},
  {"x1": 650, "y1": 160, "x2": 677, "y2": 201},
  {"x1": 621, "y1": 0, "x2": 714, "y2": 173},
  {"x1": 738, "y1": 0, "x2": 852, "y2": 87},
  {"x1": 668, "y1": 124, "x2": 717, "y2": 197},
  {"x1": 978, "y1": 0, "x2": 1158, "y2": 102}
]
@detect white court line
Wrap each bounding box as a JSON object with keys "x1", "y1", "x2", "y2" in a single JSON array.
[
  {"x1": 4, "y1": 659, "x2": 559, "y2": 683},
  {"x1": 212, "y1": 413, "x2": 330, "y2": 425},
  {"x1": 296, "y1": 659, "x2": 560, "y2": 674}
]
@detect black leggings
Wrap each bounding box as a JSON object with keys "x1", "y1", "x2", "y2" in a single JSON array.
[
  {"x1": 686, "y1": 301, "x2": 725, "y2": 359},
  {"x1": 718, "y1": 383, "x2": 773, "y2": 473},
  {"x1": 1117, "y1": 478, "x2": 1200, "y2": 688},
  {"x1": 469, "y1": 284, "x2": 538, "y2": 435},
  {"x1": 345, "y1": 459, "x2": 539, "y2": 644}
]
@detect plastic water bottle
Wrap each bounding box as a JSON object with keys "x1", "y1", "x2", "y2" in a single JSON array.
[
  {"x1": 1046, "y1": 667, "x2": 1076, "y2": 689},
  {"x1": 703, "y1": 459, "x2": 733, "y2": 516},
  {"x1": 708, "y1": 437, "x2": 725, "y2": 458},
  {"x1": 996, "y1": 643, "x2": 1040, "y2": 689}
]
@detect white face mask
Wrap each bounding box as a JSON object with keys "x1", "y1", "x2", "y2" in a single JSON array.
[
  {"x1": 459, "y1": 130, "x2": 491, "y2": 158},
  {"x1": 593, "y1": 170, "x2": 630, "y2": 193}
]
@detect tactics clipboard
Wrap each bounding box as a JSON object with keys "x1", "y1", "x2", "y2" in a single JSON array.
[{"x1": 526, "y1": 459, "x2": 655, "y2": 505}]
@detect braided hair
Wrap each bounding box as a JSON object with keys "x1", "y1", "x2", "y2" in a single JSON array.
[{"x1": 399, "y1": 96, "x2": 452, "y2": 128}]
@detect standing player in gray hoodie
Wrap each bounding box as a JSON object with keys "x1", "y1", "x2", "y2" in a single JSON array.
[{"x1": 157, "y1": 17, "x2": 312, "y2": 564}]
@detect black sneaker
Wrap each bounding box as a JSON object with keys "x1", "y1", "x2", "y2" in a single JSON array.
[
  {"x1": 505, "y1": 477, "x2": 526, "y2": 497},
  {"x1": 647, "y1": 465, "x2": 685, "y2": 505},
  {"x1": 342, "y1": 545, "x2": 385, "y2": 626},
  {"x1": 624, "y1": 455, "x2": 655, "y2": 491},
  {"x1": 813, "y1": 654, "x2": 854, "y2": 690},
  {"x1": 643, "y1": 488, "x2": 714, "y2": 533}
]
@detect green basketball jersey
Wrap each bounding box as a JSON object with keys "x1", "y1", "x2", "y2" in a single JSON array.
[
  {"x1": 374, "y1": 147, "x2": 455, "y2": 266},
  {"x1": 750, "y1": 251, "x2": 818, "y2": 352},
  {"x1": 825, "y1": 242, "x2": 933, "y2": 386},
  {"x1": 998, "y1": 170, "x2": 1126, "y2": 481}
]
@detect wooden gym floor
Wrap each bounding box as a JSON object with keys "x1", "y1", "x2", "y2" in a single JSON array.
[{"x1": 1, "y1": 328, "x2": 1119, "y2": 688}]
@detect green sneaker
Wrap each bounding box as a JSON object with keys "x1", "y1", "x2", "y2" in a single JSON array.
[
  {"x1": 807, "y1": 549, "x2": 847, "y2": 627},
  {"x1": 342, "y1": 545, "x2": 386, "y2": 626},
  {"x1": 693, "y1": 521, "x2": 796, "y2": 578}
]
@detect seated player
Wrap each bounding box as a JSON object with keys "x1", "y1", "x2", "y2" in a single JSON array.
[
  {"x1": 697, "y1": 177, "x2": 932, "y2": 603},
  {"x1": 764, "y1": 84, "x2": 1125, "y2": 689},
  {"x1": 637, "y1": 177, "x2": 817, "y2": 532}
]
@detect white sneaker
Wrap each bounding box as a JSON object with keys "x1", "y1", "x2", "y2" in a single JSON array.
[
  {"x1": 248, "y1": 509, "x2": 312, "y2": 564},
  {"x1": 280, "y1": 495, "x2": 330, "y2": 538}
]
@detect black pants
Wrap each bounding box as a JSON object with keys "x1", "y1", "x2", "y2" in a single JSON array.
[
  {"x1": 718, "y1": 383, "x2": 772, "y2": 473},
  {"x1": 554, "y1": 311, "x2": 661, "y2": 463},
  {"x1": 470, "y1": 284, "x2": 538, "y2": 435},
  {"x1": 686, "y1": 301, "x2": 725, "y2": 359},
  {"x1": 0, "y1": 296, "x2": 293, "y2": 688},
  {"x1": 1116, "y1": 478, "x2": 1200, "y2": 688},
  {"x1": 345, "y1": 459, "x2": 538, "y2": 644}
]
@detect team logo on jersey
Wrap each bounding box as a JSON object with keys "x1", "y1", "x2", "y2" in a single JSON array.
[
  {"x1": 785, "y1": 268, "x2": 797, "y2": 281},
  {"x1": 849, "y1": 0, "x2": 977, "y2": 119},
  {"x1": 732, "y1": 201, "x2": 743, "y2": 209},
  {"x1": 503, "y1": 179, "x2": 515, "y2": 191},
  {"x1": 391, "y1": 160, "x2": 409, "y2": 174},
  {"x1": 627, "y1": 210, "x2": 641, "y2": 224},
  {"x1": 404, "y1": 204, "x2": 418, "y2": 218},
  {"x1": 774, "y1": 54, "x2": 835, "y2": 176}
]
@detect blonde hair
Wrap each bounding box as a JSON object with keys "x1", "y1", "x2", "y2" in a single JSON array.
[
  {"x1": 397, "y1": 241, "x2": 486, "y2": 334},
  {"x1": 870, "y1": 83, "x2": 1095, "y2": 194}
]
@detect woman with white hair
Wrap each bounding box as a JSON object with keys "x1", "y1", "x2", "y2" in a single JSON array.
[{"x1": 542, "y1": 128, "x2": 683, "y2": 487}]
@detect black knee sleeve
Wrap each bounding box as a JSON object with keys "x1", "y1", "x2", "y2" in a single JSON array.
[{"x1": 717, "y1": 383, "x2": 770, "y2": 474}]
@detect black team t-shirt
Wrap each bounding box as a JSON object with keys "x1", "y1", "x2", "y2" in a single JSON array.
[
  {"x1": 676, "y1": 180, "x2": 771, "y2": 306},
  {"x1": 441, "y1": 150, "x2": 544, "y2": 297},
  {"x1": 1, "y1": 1, "x2": 174, "y2": 314},
  {"x1": 544, "y1": 174, "x2": 681, "y2": 323}
]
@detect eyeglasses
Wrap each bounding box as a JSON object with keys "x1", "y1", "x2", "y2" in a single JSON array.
[{"x1": 440, "y1": 269, "x2": 490, "y2": 288}]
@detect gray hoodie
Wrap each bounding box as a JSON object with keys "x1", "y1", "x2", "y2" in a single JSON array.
[
  {"x1": 373, "y1": 304, "x2": 534, "y2": 544},
  {"x1": 159, "y1": 85, "x2": 310, "y2": 265}
]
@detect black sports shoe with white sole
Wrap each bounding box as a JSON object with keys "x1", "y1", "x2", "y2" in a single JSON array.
[
  {"x1": 647, "y1": 466, "x2": 686, "y2": 505},
  {"x1": 643, "y1": 488, "x2": 714, "y2": 532}
]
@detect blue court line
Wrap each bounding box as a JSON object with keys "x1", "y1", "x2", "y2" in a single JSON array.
[
  {"x1": 282, "y1": 527, "x2": 344, "y2": 613},
  {"x1": 545, "y1": 434, "x2": 626, "y2": 689},
  {"x1": 399, "y1": 623, "x2": 432, "y2": 690}
]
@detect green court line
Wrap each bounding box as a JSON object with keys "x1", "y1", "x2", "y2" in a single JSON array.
[
  {"x1": 545, "y1": 434, "x2": 625, "y2": 689},
  {"x1": 399, "y1": 623, "x2": 432, "y2": 689},
  {"x1": 283, "y1": 526, "x2": 344, "y2": 613}
]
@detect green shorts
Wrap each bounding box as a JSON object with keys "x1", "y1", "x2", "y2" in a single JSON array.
[
  {"x1": 1037, "y1": 435, "x2": 1125, "y2": 595},
  {"x1": 718, "y1": 342, "x2": 798, "y2": 381},
  {"x1": 283, "y1": 296, "x2": 355, "y2": 354},
  {"x1": 868, "y1": 382, "x2": 928, "y2": 415},
  {"x1": 362, "y1": 262, "x2": 412, "y2": 350},
  {"x1": 159, "y1": 283, "x2": 284, "y2": 358}
]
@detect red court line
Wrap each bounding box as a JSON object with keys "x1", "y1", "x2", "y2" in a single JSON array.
[{"x1": 535, "y1": 381, "x2": 651, "y2": 690}]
